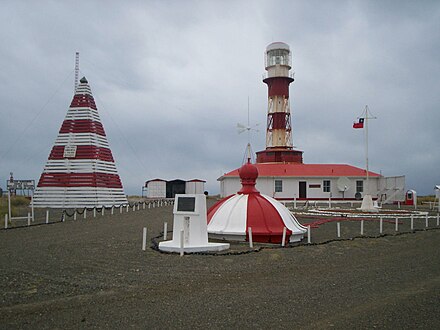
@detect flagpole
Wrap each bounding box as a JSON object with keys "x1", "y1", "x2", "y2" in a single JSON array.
[{"x1": 365, "y1": 105, "x2": 369, "y2": 195}]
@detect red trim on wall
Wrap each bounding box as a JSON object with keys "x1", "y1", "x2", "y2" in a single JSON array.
[
  {"x1": 37, "y1": 172, "x2": 123, "y2": 188},
  {"x1": 49, "y1": 145, "x2": 114, "y2": 162}
]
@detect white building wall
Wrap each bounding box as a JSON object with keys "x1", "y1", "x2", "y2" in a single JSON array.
[
  {"x1": 221, "y1": 176, "x2": 384, "y2": 200},
  {"x1": 147, "y1": 181, "x2": 166, "y2": 198},
  {"x1": 185, "y1": 181, "x2": 205, "y2": 194}
]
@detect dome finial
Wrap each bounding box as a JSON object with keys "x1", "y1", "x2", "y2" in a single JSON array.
[{"x1": 237, "y1": 161, "x2": 259, "y2": 194}]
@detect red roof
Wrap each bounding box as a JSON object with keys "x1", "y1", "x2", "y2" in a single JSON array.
[{"x1": 220, "y1": 163, "x2": 380, "y2": 179}]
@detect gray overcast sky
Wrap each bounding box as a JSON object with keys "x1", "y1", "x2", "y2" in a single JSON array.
[{"x1": 1, "y1": 0, "x2": 439, "y2": 196}]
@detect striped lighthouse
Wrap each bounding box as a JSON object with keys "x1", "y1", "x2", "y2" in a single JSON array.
[
  {"x1": 33, "y1": 77, "x2": 128, "y2": 208},
  {"x1": 256, "y1": 42, "x2": 303, "y2": 164}
]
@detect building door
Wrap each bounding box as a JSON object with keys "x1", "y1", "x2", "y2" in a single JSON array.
[{"x1": 299, "y1": 181, "x2": 307, "y2": 199}]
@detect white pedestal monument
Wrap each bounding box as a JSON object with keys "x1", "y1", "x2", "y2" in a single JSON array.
[{"x1": 159, "y1": 194, "x2": 229, "y2": 253}]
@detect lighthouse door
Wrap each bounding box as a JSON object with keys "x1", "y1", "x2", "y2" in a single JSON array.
[{"x1": 299, "y1": 181, "x2": 307, "y2": 199}]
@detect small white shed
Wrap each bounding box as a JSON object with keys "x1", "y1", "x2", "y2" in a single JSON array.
[{"x1": 145, "y1": 179, "x2": 167, "y2": 198}]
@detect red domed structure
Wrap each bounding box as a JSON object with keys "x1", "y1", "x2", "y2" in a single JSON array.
[{"x1": 207, "y1": 160, "x2": 306, "y2": 243}]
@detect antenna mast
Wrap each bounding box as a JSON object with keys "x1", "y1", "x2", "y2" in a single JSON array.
[{"x1": 74, "y1": 52, "x2": 79, "y2": 92}]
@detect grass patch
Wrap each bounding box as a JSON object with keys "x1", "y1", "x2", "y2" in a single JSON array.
[{"x1": 0, "y1": 195, "x2": 30, "y2": 218}]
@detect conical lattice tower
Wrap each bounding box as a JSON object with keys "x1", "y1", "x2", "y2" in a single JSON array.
[{"x1": 33, "y1": 77, "x2": 128, "y2": 208}]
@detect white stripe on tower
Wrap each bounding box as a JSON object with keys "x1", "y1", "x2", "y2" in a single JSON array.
[{"x1": 33, "y1": 77, "x2": 128, "y2": 208}]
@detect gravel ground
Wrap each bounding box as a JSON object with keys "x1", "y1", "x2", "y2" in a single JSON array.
[{"x1": 1, "y1": 200, "x2": 439, "y2": 329}]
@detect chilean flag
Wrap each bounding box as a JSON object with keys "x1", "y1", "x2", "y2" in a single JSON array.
[{"x1": 353, "y1": 118, "x2": 364, "y2": 129}]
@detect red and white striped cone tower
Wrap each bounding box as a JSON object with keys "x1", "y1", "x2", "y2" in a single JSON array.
[{"x1": 33, "y1": 77, "x2": 128, "y2": 208}]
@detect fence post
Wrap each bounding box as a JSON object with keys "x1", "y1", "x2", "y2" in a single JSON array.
[
  {"x1": 46, "y1": 210, "x2": 49, "y2": 224},
  {"x1": 411, "y1": 215, "x2": 414, "y2": 230},
  {"x1": 437, "y1": 213, "x2": 439, "y2": 227},
  {"x1": 8, "y1": 191, "x2": 12, "y2": 224},
  {"x1": 142, "y1": 227, "x2": 147, "y2": 251},
  {"x1": 31, "y1": 196, "x2": 34, "y2": 222},
  {"x1": 425, "y1": 214, "x2": 429, "y2": 228},
  {"x1": 84, "y1": 209, "x2": 87, "y2": 219},
  {"x1": 102, "y1": 207, "x2": 105, "y2": 216},
  {"x1": 143, "y1": 202, "x2": 145, "y2": 210},
  {"x1": 27, "y1": 212, "x2": 31, "y2": 226},
  {"x1": 307, "y1": 225, "x2": 311, "y2": 244},
  {"x1": 4, "y1": 214, "x2": 8, "y2": 229},
  {"x1": 337, "y1": 222, "x2": 341, "y2": 238},
  {"x1": 180, "y1": 230, "x2": 184, "y2": 257},
  {"x1": 281, "y1": 227, "x2": 286, "y2": 247},
  {"x1": 93, "y1": 208, "x2": 96, "y2": 218},
  {"x1": 379, "y1": 217, "x2": 383, "y2": 234},
  {"x1": 361, "y1": 220, "x2": 364, "y2": 236},
  {"x1": 111, "y1": 206, "x2": 114, "y2": 215},
  {"x1": 74, "y1": 210, "x2": 77, "y2": 221},
  {"x1": 126, "y1": 205, "x2": 129, "y2": 213},
  {"x1": 163, "y1": 222, "x2": 168, "y2": 240},
  {"x1": 248, "y1": 227, "x2": 253, "y2": 248},
  {"x1": 132, "y1": 205, "x2": 135, "y2": 212},
  {"x1": 395, "y1": 217, "x2": 398, "y2": 231}
]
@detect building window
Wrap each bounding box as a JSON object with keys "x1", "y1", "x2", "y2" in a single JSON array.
[
  {"x1": 275, "y1": 180, "x2": 283, "y2": 193},
  {"x1": 323, "y1": 180, "x2": 331, "y2": 193},
  {"x1": 356, "y1": 180, "x2": 363, "y2": 193}
]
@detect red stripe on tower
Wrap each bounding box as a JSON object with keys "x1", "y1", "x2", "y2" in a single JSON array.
[{"x1": 33, "y1": 76, "x2": 128, "y2": 208}]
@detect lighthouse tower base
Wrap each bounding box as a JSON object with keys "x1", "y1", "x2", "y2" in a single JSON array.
[{"x1": 256, "y1": 148, "x2": 303, "y2": 164}]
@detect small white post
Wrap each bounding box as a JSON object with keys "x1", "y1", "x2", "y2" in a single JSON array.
[
  {"x1": 337, "y1": 222, "x2": 341, "y2": 238},
  {"x1": 425, "y1": 214, "x2": 429, "y2": 228},
  {"x1": 31, "y1": 196, "x2": 34, "y2": 222},
  {"x1": 414, "y1": 202, "x2": 417, "y2": 210},
  {"x1": 395, "y1": 217, "x2": 398, "y2": 231},
  {"x1": 437, "y1": 213, "x2": 439, "y2": 226},
  {"x1": 361, "y1": 220, "x2": 364, "y2": 236},
  {"x1": 4, "y1": 214, "x2": 8, "y2": 229},
  {"x1": 153, "y1": 201, "x2": 156, "y2": 208},
  {"x1": 281, "y1": 227, "x2": 287, "y2": 247},
  {"x1": 411, "y1": 215, "x2": 414, "y2": 230},
  {"x1": 111, "y1": 206, "x2": 114, "y2": 215},
  {"x1": 74, "y1": 210, "x2": 77, "y2": 221},
  {"x1": 8, "y1": 191, "x2": 12, "y2": 224},
  {"x1": 328, "y1": 194, "x2": 332, "y2": 209},
  {"x1": 294, "y1": 196, "x2": 297, "y2": 209},
  {"x1": 132, "y1": 205, "x2": 135, "y2": 212},
  {"x1": 62, "y1": 213, "x2": 65, "y2": 222},
  {"x1": 120, "y1": 205, "x2": 122, "y2": 214},
  {"x1": 93, "y1": 208, "x2": 96, "y2": 218},
  {"x1": 27, "y1": 212, "x2": 31, "y2": 226},
  {"x1": 180, "y1": 230, "x2": 184, "y2": 256},
  {"x1": 148, "y1": 202, "x2": 151, "y2": 209},
  {"x1": 126, "y1": 205, "x2": 129, "y2": 213},
  {"x1": 84, "y1": 209, "x2": 87, "y2": 219},
  {"x1": 397, "y1": 201, "x2": 401, "y2": 209},
  {"x1": 307, "y1": 225, "x2": 311, "y2": 244},
  {"x1": 143, "y1": 202, "x2": 145, "y2": 210},
  {"x1": 163, "y1": 222, "x2": 168, "y2": 240},
  {"x1": 46, "y1": 210, "x2": 49, "y2": 224},
  {"x1": 102, "y1": 207, "x2": 105, "y2": 216},
  {"x1": 142, "y1": 227, "x2": 147, "y2": 251},
  {"x1": 248, "y1": 227, "x2": 253, "y2": 248},
  {"x1": 379, "y1": 217, "x2": 383, "y2": 234},
  {"x1": 137, "y1": 203, "x2": 140, "y2": 211}
]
